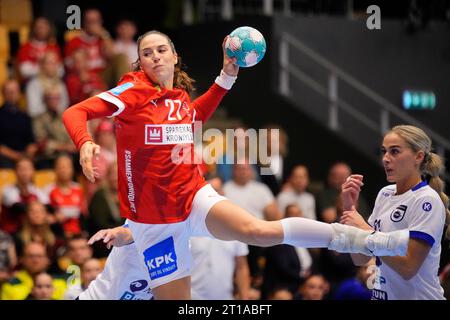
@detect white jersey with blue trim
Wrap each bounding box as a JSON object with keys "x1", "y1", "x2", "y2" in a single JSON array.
[
  {"x1": 78, "y1": 242, "x2": 153, "y2": 300},
  {"x1": 368, "y1": 181, "x2": 445, "y2": 300}
]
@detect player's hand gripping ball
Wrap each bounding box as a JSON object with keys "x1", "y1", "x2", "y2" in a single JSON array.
[{"x1": 225, "y1": 26, "x2": 266, "y2": 68}]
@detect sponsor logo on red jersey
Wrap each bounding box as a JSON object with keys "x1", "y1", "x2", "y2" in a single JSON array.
[{"x1": 145, "y1": 124, "x2": 193, "y2": 145}]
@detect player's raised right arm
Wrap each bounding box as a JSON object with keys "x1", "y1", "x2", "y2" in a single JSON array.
[{"x1": 190, "y1": 36, "x2": 239, "y2": 123}]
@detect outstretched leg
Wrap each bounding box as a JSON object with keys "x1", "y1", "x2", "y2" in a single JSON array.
[{"x1": 205, "y1": 200, "x2": 409, "y2": 256}]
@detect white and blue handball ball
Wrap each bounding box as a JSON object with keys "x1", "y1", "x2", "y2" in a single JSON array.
[{"x1": 225, "y1": 26, "x2": 266, "y2": 68}]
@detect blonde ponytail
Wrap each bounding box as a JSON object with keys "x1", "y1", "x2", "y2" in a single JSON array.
[{"x1": 424, "y1": 152, "x2": 450, "y2": 239}]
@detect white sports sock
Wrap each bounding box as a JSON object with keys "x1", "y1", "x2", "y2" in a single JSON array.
[{"x1": 280, "y1": 217, "x2": 333, "y2": 248}]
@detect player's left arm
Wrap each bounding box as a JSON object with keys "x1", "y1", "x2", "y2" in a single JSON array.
[
  {"x1": 191, "y1": 36, "x2": 239, "y2": 122},
  {"x1": 342, "y1": 206, "x2": 376, "y2": 265},
  {"x1": 88, "y1": 226, "x2": 134, "y2": 249},
  {"x1": 379, "y1": 239, "x2": 431, "y2": 280},
  {"x1": 380, "y1": 195, "x2": 445, "y2": 280}
]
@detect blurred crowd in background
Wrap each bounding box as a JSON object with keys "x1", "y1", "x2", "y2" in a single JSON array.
[{"x1": 0, "y1": 1, "x2": 449, "y2": 300}]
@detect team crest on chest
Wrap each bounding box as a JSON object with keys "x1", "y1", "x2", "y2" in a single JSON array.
[{"x1": 390, "y1": 204, "x2": 407, "y2": 222}]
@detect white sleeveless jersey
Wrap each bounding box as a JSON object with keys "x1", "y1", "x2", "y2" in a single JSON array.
[
  {"x1": 368, "y1": 182, "x2": 445, "y2": 300},
  {"x1": 78, "y1": 242, "x2": 153, "y2": 300}
]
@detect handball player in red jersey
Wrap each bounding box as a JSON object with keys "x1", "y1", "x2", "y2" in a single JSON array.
[{"x1": 63, "y1": 30, "x2": 411, "y2": 299}]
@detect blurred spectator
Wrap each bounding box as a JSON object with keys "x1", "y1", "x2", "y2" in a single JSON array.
[
  {"x1": 277, "y1": 165, "x2": 316, "y2": 220},
  {"x1": 317, "y1": 162, "x2": 350, "y2": 223},
  {"x1": 223, "y1": 162, "x2": 281, "y2": 286},
  {"x1": 14, "y1": 201, "x2": 63, "y2": 262},
  {"x1": 25, "y1": 51, "x2": 68, "y2": 118},
  {"x1": 88, "y1": 162, "x2": 123, "y2": 257},
  {"x1": 26, "y1": 272, "x2": 54, "y2": 300},
  {"x1": 85, "y1": 120, "x2": 116, "y2": 202},
  {"x1": 0, "y1": 230, "x2": 17, "y2": 290},
  {"x1": 295, "y1": 274, "x2": 329, "y2": 300},
  {"x1": 59, "y1": 235, "x2": 93, "y2": 271},
  {"x1": 261, "y1": 204, "x2": 312, "y2": 299},
  {"x1": 333, "y1": 260, "x2": 374, "y2": 300},
  {"x1": 261, "y1": 243, "x2": 301, "y2": 299},
  {"x1": 64, "y1": 258, "x2": 102, "y2": 300},
  {"x1": 258, "y1": 124, "x2": 290, "y2": 195},
  {"x1": 65, "y1": 48, "x2": 107, "y2": 105},
  {"x1": 317, "y1": 162, "x2": 370, "y2": 223},
  {"x1": 64, "y1": 9, "x2": 128, "y2": 87},
  {"x1": 113, "y1": 19, "x2": 138, "y2": 68},
  {"x1": 190, "y1": 236, "x2": 250, "y2": 300},
  {"x1": 33, "y1": 87, "x2": 77, "y2": 168},
  {"x1": 223, "y1": 163, "x2": 281, "y2": 222},
  {"x1": 17, "y1": 17, "x2": 62, "y2": 83},
  {"x1": 48, "y1": 154, "x2": 86, "y2": 237},
  {"x1": 87, "y1": 160, "x2": 120, "y2": 228},
  {"x1": 94, "y1": 119, "x2": 116, "y2": 159},
  {"x1": 267, "y1": 287, "x2": 294, "y2": 300},
  {"x1": 216, "y1": 127, "x2": 259, "y2": 183},
  {"x1": 0, "y1": 242, "x2": 66, "y2": 300},
  {"x1": 0, "y1": 158, "x2": 49, "y2": 234},
  {"x1": 0, "y1": 80, "x2": 38, "y2": 168},
  {"x1": 80, "y1": 258, "x2": 102, "y2": 288},
  {"x1": 64, "y1": 9, "x2": 112, "y2": 74}
]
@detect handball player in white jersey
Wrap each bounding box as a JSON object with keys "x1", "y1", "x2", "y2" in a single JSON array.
[
  {"x1": 77, "y1": 223, "x2": 153, "y2": 300},
  {"x1": 341, "y1": 125, "x2": 449, "y2": 300}
]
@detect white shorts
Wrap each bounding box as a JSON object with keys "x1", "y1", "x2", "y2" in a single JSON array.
[{"x1": 127, "y1": 184, "x2": 227, "y2": 290}]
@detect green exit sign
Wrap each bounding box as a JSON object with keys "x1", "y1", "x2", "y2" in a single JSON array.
[{"x1": 403, "y1": 90, "x2": 436, "y2": 110}]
